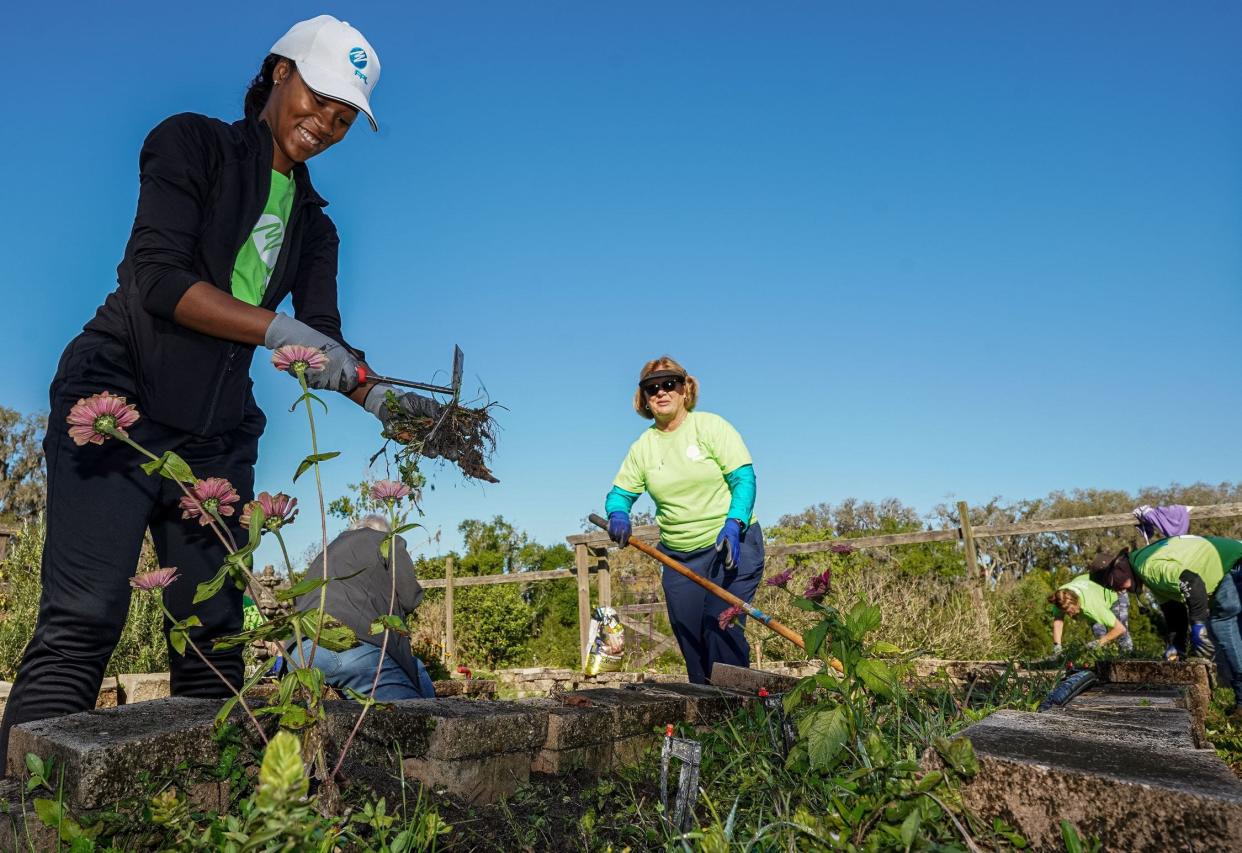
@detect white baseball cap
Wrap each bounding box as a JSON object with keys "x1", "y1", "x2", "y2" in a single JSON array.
[{"x1": 271, "y1": 15, "x2": 381, "y2": 131}]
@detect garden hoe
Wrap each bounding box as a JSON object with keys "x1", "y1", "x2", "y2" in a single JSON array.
[
  {"x1": 586, "y1": 514, "x2": 843, "y2": 674},
  {"x1": 356, "y1": 344, "x2": 465, "y2": 404}
]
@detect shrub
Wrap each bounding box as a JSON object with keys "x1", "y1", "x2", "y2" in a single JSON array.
[{"x1": 0, "y1": 521, "x2": 168, "y2": 679}]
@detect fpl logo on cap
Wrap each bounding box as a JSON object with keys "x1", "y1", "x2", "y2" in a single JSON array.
[{"x1": 348, "y1": 46, "x2": 369, "y2": 84}]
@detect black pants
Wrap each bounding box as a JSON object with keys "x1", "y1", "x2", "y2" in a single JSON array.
[{"x1": 0, "y1": 332, "x2": 262, "y2": 769}]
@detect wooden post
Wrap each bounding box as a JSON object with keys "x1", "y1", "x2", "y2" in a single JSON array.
[
  {"x1": 575, "y1": 543, "x2": 592, "y2": 666},
  {"x1": 593, "y1": 546, "x2": 611, "y2": 609},
  {"x1": 444, "y1": 556, "x2": 455, "y2": 668},
  {"x1": 958, "y1": 500, "x2": 979, "y2": 581}
]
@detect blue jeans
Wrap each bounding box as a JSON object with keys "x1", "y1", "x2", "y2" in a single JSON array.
[
  {"x1": 1208, "y1": 566, "x2": 1242, "y2": 708},
  {"x1": 1092, "y1": 592, "x2": 1134, "y2": 653},
  {"x1": 293, "y1": 640, "x2": 435, "y2": 700},
  {"x1": 658, "y1": 523, "x2": 765, "y2": 685}
]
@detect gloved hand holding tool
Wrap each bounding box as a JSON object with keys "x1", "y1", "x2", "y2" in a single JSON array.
[
  {"x1": 265, "y1": 313, "x2": 361, "y2": 392},
  {"x1": 589, "y1": 513, "x2": 843, "y2": 673},
  {"x1": 607, "y1": 511, "x2": 632, "y2": 548},
  {"x1": 715, "y1": 518, "x2": 743, "y2": 570}
]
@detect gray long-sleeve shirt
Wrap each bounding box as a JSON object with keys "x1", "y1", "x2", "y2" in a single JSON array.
[{"x1": 296, "y1": 527, "x2": 424, "y2": 684}]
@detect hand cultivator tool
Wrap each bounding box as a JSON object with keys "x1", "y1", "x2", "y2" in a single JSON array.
[
  {"x1": 587, "y1": 514, "x2": 843, "y2": 672},
  {"x1": 356, "y1": 344, "x2": 465, "y2": 402},
  {"x1": 660, "y1": 725, "x2": 702, "y2": 833}
]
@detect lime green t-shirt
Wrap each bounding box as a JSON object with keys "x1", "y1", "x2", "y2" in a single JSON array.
[
  {"x1": 1054, "y1": 574, "x2": 1118, "y2": 629},
  {"x1": 1132, "y1": 535, "x2": 1242, "y2": 603},
  {"x1": 613, "y1": 411, "x2": 753, "y2": 552},
  {"x1": 230, "y1": 170, "x2": 296, "y2": 306}
]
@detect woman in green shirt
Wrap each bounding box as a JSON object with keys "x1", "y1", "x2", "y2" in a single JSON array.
[
  {"x1": 1048, "y1": 574, "x2": 1131, "y2": 655},
  {"x1": 603, "y1": 356, "x2": 762, "y2": 684}
]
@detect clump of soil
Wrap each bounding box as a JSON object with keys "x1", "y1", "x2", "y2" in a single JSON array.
[{"x1": 381, "y1": 394, "x2": 501, "y2": 484}]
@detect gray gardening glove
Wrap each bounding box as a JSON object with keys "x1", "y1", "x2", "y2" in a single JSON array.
[
  {"x1": 264, "y1": 313, "x2": 360, "y2": 392},
  {"x1": 364, "y1": 386, "x2": 457, "y2": 460}
]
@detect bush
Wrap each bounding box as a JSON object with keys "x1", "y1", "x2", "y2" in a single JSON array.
[{"x1": 0, "y1": 521, "x2": 168, "y2": 679}]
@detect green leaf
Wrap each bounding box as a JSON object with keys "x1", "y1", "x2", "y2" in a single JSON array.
[
  {"x1": 24, "y1": 753, "x2": 45, "y2": 781},
  {"x1": 292, "y1": 391, "x2": 329, "y2": 414},
  {"x1": 33, "y1": 797, "x2": 63, "y2": 828},
  {"x1": 278, "y1": 705, "x2": 312, "y2": 730},
  {"x1": 370, "y1": 614, "x2": 410, "y2": 636},
  {"x1": 933, "y1": 735, "x2": 979, "y2": 778},
  {"x1": 871, "y1": 640, "x2": 903, "y2": 656},
  {"x1": 802, "y1": 620, "x2": 832, "y2": 656},
  {"x1": 140, "y1": 451, "x2": 196, "y2": 484},
  {"x1": 258, "y1": 730, "x2": 308, "y2": 803},
  {"x1": 392, "y1": 522, "x2": 421, "y2": 536},
  {"x1": 1060, "y1": 820, "x2": 1084, "y2": 853},
  {"x1": 846, "y1": 602, "x2": 882, "y2": 639},
  {"x1": 169, "y1": 614, "x2": 203, "y2": 656},
  {"x1": 799, "y1": 705, "x2": 850, "y2": 769},
  {"x1": 194, "y1": 562, "x2": 232, "y2": 605},
  {"x1": 214, "y1": 666, "x2": 269, "y2": 729},
  {"x1": 276, "y1": 576, "x2": 328, "y2": 602},
  {"x1": 293, "y1": 451, "x2": 341, "y2": 483},
  {"x1": 787, "y1": 597, "x2": 822, "y2": 612},
  {"x1": 299, "y1": 610, "x2": 357, "y2": 652},
  {"x1": 246, "y1": 505, "x2": 265, "y2": 548},
  {"x1": 915, "y1": 770, "x2": 944, "y2": 793},
  {"x1": 380, "y1": 538, "x2": 391, "y2": 560},
  {"x1": 900, "y1": 808, "x2": 921, "y2": 851},
  {"x1": 856, "y1": 658, "x2": 895, "y2": 699}
]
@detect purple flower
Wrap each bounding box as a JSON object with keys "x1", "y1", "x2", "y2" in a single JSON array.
[
  {"x1": 271, "y1": 345, "x2": 328, "y2": 375},
  {"x1": 130, "y1": 567, "x2": 180, "y2": 591},
  {"x1": 241, "y1": 491, "x2": 299, "y2": 531},
  {"x1": 66, "y1": 392, "x2": 140, "y2": 446},
  {"x1": 180, "y1": 478, "x2": 240, "y2": 526},
  {"x1": 370, "y1": 480, "x2": 411, "y2": 503},
  {"x1": 803, "y1": 569, "x2": 832, "y2": 602},
  {"x1": 829, "y1": 543, "x2": 855, "y2": 555},
  {"x1": 718, "y1": 604, "x2": 746, "y2": 631},
  {"x1": 765, "y1": 568, "x2": 795, "y2": 589}
]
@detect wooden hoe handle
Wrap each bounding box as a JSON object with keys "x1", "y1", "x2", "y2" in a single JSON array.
[{"x1": 587, "y1": 513, "x2": 806, "y2": 650}]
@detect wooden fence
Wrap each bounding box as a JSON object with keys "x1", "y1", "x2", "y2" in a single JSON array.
[{"x1": 422, "y1": 501, "x2": 1242, "y2": 666}]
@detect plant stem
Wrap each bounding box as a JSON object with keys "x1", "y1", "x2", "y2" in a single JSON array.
[
  {"x1": 298, "y1": 372, "x2": 331, "y2": 673},
  {"x1": 273, "y1": 529, "x2": 309, "y2": 670},
  {"x1": 158, "y1": 600, "x2": 268, "y2": 747}
]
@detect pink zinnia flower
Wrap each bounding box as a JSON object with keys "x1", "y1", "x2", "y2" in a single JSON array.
[
  {"x1": 829, "y1": 542, "x2": 855, "y2": 555},
  {"x1": 718, "y1": 604, "x2": 746, "y2": 631},
  {"x1": 803, "y1": 569, "x2": 832, "y2": 602},
  {"x1": 370, "y1": 480, "x2": 411, "y2": 503},
  {"x1": 240, "y1": 491, "x2": 299, "y2": 531},
  {"x1": 765, "y1": 568, "x2": 795, "y2": 588},
  {"x1": 179, "y1": 477, "x2": 240, "y2": 526},
  {"x1": 66, "y1": 391, "x2": 140, "y2": 446},
  {"x1": 271, "y1": 345, "x2": 328, "y2": 375},
  {"x1": 130, "y1": 567, "x2": 180, "y2": 591}
]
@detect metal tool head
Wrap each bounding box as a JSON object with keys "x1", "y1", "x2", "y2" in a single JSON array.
[{"x1": 450, "y1": 345, "x2": 464, "y2": 402}]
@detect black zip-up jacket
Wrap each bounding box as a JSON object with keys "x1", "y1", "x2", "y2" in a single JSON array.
[{"x1": 85, "y1": 112, "x2": 361, "y2": 437}]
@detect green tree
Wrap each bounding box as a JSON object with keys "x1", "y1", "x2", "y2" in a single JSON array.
[{"x1": 0, "y1": 406, "x2": 47, "y2": 522}]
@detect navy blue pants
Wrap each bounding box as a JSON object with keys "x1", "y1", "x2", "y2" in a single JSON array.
[
  {"x1": 0, "y1": 333, "x2": 259, "y2": 769},
  {"x1": 659, "y1": 523, "x2": 765, "y2": 684}
]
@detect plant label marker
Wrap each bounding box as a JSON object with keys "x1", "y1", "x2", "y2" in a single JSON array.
[
  {"x1": 660, "y1": 733, "x2": 702, "y2": 834},
  {"x1": 762, "y1": 691, "x2": 796, "y2": 758}
]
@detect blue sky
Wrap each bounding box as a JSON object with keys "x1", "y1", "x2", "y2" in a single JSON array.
[{"x1": 2, "y1": 2, "x2": 1239, "y2": 566}]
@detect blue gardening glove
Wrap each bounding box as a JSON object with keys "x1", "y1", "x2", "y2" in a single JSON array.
[
  {"x1": 715, "y1": 518, "x2": 743, "y2": 570},
  {"x1": 607, "y1": 511, "x2": 631, "y2": 547},
  {"x1": 265, "y1": 313, "x2": 360, "y2": 392},
  {"x1": 1190, "y1": 622, "x2": 1216, "y2": 658}
]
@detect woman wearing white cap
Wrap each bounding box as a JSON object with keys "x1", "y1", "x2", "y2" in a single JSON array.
[{"x1": 0, "y1": 16, "x2": 437, "y2": 764}]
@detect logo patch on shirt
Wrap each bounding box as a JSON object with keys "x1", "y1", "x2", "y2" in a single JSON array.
[
  {"x1": 685, "y1": 444, "x2": 710, "y2": 462},
  {"x1": 250, "y1": 213, "x2": 285, "y2": 283}
]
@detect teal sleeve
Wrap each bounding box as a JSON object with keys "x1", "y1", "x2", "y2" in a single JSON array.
[
  {"x1": 723, "y1": 464, "x2": 756, "y2": 526},
  {"x1": 605, "y1": 486, "x2": 641, "y2": 516}
]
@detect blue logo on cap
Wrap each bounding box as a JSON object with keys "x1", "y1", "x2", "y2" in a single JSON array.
[{"x1": 349, "y1": 47, "x2": 368, "y2": 70}]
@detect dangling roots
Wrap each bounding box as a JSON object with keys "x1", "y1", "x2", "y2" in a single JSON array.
[{"x1": 381, "y1": 396, "x2": 501, "y2": 484}]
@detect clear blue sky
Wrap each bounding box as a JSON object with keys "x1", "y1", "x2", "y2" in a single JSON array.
[{"x1": 2, "y1": 2, "x2": 1239, "y2": 567}]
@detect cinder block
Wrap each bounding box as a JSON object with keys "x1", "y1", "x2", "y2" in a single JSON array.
[
  {"x1": 611, "y1": 733, "x2": 659, "y2": 767},
  {"x1": 625, "y1": 682, "x2": 752, "y2": 724},
  {"x1": 709, "y1": 663, "x2": 799, "y2": 694},
  {"x1": 562, "y1": 687, "x2": 685, "y2": 738},
  {"x1": 926, "y1": 706, "x2": 1242, "y2": 851},
  {"x1": 117, "y1": 672, "x2": 171, "y2": 704},
  {"x1": 403, "y1": 750, "x2": 531, "y2": 805},
  {"x1": 6, "y1": 698, "x2": 246, "y2": 810},
  {"x1": 532, "y1": 742, "x2": 613, "y2": 775}
]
